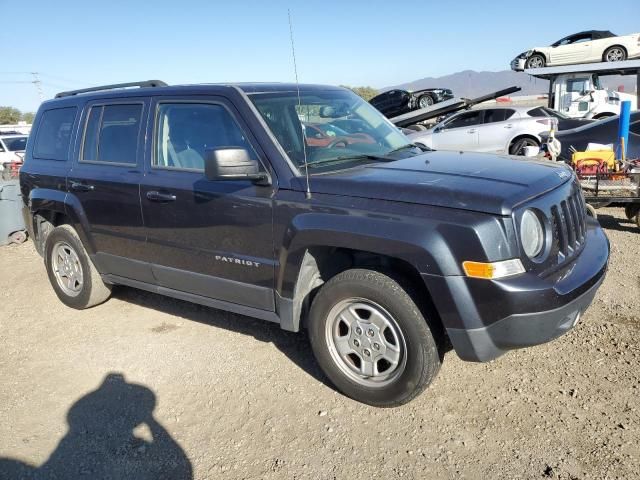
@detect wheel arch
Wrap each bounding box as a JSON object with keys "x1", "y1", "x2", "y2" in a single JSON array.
[
  {"x1": 28, "y1": 188, "x2": 96, "y2": 256},
  {"x1": 507, "y1": 133, "x2": 540, "y2": 154},
  {"x1": 278, "y1": 245, "x2": 444, "y2": 338}
]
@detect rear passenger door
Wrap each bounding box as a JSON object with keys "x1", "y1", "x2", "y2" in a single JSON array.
[
  {"x1": 140, "y1": 97, "x2": 276, "y2": 311},
  {"x1": 68, "y1": 100, "x2": 153, "y2": 282},
  {"x1": 475, "y1": 108, "x2": 516, "y2": 153}
]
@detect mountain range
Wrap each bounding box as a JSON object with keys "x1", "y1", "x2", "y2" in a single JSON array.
[{"x1": 389, "y1": 70, "x2": 637, "y2": 98}]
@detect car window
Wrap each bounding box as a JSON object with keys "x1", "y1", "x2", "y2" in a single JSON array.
[
  {"x1": 631, "y1": 121, "x2": 640, "y2": 135},
  {"x1": 444, "y1": 111, "x2": 482, "y2": 129},
  {"x1": 567, "y1": 79, "x2": 588, "y2": 93},
  {"x1": 82, "y1": 104, "x2": 143, "y2": 165},
  {"x1": 482, "y1": 109, "x2": 515, "y2": 123},
  {"x1": 2, "y1": 136, "x2": 28, "y2": 151},
  {"x1": 154, "y1": 103, "x2": 257, "y2": 171},
  {"x1": 0, "y1": 141, "x2": 5, "y2": 152},
  {"x1": 527, "y1": 107, "x2": 546, "y2": 117},
  {"x1": 33, "y1": 107, "x2": 77, "y2": 160}
]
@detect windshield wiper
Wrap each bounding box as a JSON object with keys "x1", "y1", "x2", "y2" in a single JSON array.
[
  {"x1": 300, "y1": 153, "x2": 396, "y2": 170},
  {"x1": 386, "y1": 143, "x2": 421, "y2": 155}
]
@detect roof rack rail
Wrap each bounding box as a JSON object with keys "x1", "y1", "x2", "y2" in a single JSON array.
[{"x1": 55, "y1": 80, "x2": 168, "y2": 98}]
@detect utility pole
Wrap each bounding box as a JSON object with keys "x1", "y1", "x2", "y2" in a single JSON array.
[{"x1": 31, "y1": 72, "x2": 44, "y2": 103}]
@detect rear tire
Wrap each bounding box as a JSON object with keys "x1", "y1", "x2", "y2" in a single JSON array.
[
  {"x1": 509, "y1": 137, "x2": 539, "y2": 156},
  {"x1": 44, "y1": 225, "x2": 111, "y2": 309},
  {"x1": 308, "y1": 269, "x2": 441, "y2": 407},
  {"x1": 604, "y1": 46, "x2": 626, "y2": 62},
  {"x1": 624, "y1": 203, "x2": 640, "y2": 220}
]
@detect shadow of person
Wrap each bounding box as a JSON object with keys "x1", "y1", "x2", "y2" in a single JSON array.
[{"x1": 0, "y1": 373, "x2": 192, "y2": 480}]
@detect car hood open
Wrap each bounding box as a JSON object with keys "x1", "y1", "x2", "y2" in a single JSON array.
[{"x1": 305, "y1": 151, "x2": 573, "y2": 216}]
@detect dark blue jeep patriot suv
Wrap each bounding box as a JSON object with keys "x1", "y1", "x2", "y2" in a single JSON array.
[{"x1": 20, "y1": 81, "x2": 609, "y2": 406}]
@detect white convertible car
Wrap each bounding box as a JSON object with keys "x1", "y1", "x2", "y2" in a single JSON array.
[{"x1": 511, "y1": 30, "x2": 640, "y2": 70}]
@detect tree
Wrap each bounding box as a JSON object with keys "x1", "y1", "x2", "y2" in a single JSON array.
[
  {"x1": 0, "y1": 106, "x2": 22, "y2": 125},
  {"x1": 340, "y1": 86, "x2": 379, "y2": 102},
  {"x1": 22, "y1": 112, "x2": 35, "y2": 124}
]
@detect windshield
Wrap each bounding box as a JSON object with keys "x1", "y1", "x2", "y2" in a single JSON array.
[
  {"x1": 2, "y1": 136, "x2": 28, "y2": 151},
  {"x1": 250, "y1": 89, "x2": 410, "y2": 172}
]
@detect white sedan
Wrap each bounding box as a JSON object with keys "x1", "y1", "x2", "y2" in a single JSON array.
[
  {"x1": 407, "y1": 107, "x2": 557, "y2": 156},
  {"x1": 511, "y1": 30, "x2": 640, "y2": 70}
]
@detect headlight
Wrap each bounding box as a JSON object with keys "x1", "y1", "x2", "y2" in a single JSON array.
[{"x1": 520, "y1": 209, "x2": 544, "y2": 258}]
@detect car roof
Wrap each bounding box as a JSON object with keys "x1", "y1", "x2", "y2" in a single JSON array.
[
  {"x1": 42, "y1": 82, "x2": 346, "y2": 108},
  {"x1": 553, "y1": 30, "x2": 616, "y2": 44}
]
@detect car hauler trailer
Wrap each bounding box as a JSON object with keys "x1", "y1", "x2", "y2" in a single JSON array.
[{"x1": 524, "y1": 60, "x2": 640, "y2": 119}]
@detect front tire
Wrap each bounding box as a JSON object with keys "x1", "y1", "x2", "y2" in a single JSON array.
[
  {"x1": 418, "y1": 95, "x2": 434, "y2": 109},
  {"x1": 526, "y1": 54, "x2": 545, "y2": 69},
  {"x1": 44, "y1": 225, "x2": 111, "y2": 309},
  {"x1": 604, "y1": 46, "x2": 626, "y2": 62},
  {"x1": 308, "y1": 269, "x2": 441, "y2": 407}
]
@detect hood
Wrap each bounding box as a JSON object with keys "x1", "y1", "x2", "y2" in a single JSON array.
[{"x1": 306, "y1": 151, "x2": 573, "y2": 215}]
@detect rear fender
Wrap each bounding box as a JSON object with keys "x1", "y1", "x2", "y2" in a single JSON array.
[{"x1": 28, "y1": 188, "x2": 96, "y2": 255}]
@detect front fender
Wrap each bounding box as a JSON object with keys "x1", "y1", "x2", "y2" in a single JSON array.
[{"x1": 276, "y1": 207, "x2": 516, "y2": 300}]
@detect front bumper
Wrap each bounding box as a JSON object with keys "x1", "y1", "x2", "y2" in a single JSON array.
[
  {"x1": 423, "y1": 218, "x2": 609, "y2": 362},
  {"x1": 511, "y1": 57, "x2": 526, "y2": 71}
]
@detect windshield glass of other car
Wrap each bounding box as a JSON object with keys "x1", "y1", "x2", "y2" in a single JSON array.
[
  {"x1": 2, "y1": 136, "x2": 28, "y2": 151},
  {"x1": 250, "y1": 89, "x2": 409, "y2": 171}
]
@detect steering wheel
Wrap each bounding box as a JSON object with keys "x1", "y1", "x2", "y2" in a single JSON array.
[{"x1": 327, "y1": 138, "x2": 348, "y2": 148}]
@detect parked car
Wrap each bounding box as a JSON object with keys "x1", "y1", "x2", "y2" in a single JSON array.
[
  {"x1": 370, "y1": 88, "x2": 454, "y2": 118},
  {"x1": 407, "y1": 106, "x2": 557, "y2": 155},
  {"x1": 303, "y1": 123, "x2": 375, "y2": 148},
  {"x1": 526, "y1": 106, "x2": 595, "y2": 130},
  {"x1": 21, "y1": 81, "x2": 608, "y2": 407},
  {"x1": 546, "y1": 111, "x2": 640, "y2": 161},
  {"x1": 0, "y1": 133, "x2": 28, "y2": 168},
  {"x1": 511, "y1": 30, "x2": 640, "y2": 70}
]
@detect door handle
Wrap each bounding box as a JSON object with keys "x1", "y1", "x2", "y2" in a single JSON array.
[
  {"x1": 467, "y1": 129, "x2": 476, "y2": 134},
  {"x1": 146, "y1": 190, "x2": 177, "y2": 202},
  {"x1": 504, "y1": 124, "x2": 513, "y2": 129},
  {"x1": 70, "y1": 181, "x2": 95, "y2": 192}
]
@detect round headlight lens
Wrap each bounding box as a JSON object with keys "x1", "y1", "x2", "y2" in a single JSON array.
[{"x1": 520, "y1": 210, "x2": 544, "y2": 258}]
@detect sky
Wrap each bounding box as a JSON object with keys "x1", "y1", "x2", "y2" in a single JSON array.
[{"x1": 2, "y1": 0, "x2": 639, "y2": 112}]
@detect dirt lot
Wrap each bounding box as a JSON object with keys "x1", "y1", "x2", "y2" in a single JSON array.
[{"x1": 0, "y1": 207, "x2": 638, "y2": 480}]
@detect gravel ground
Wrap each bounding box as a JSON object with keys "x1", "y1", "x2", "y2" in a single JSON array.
[{"x1": 0, "y1": 206, "x2": 638, "y2": 480}]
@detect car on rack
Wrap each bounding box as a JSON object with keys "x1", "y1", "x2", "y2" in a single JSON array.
[
  {"x1": 20, "y1": 80, "x2": 608, "y2": 407},
  {"x1": 407, "y1": 106, "x2": 557, "y2": 155},
  {"x1": 370, "y1": 88, "x2": 454, "y2": 118},
  {"x1": 511, "y1": 30, "x2": 640, "y2": 71}
]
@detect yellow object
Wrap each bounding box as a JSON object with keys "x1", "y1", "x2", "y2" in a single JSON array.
[{"x1": 571, "y1": 150, "x2": 616, "y2": 171}]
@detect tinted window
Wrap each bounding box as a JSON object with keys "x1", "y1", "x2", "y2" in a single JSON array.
[
  {"x1": 631, "y1": 120, "x2": 640, "y2": 135},
  {"x1": 82, "y1": 104, "x2": 142, "y2": 164},
  {"x1": 33, "y1": 107, "x2": 77, "y2": 160},
  {"x1": 154, "y1": 103, "x2": 256, "y2": 170},
  {"x1": 483, "y1": 109, "x2": 515, "y2": 123},
  {"x1": 445, "y1": 111, "x2": 482, "y2": 129},
  {"x1": 527, "y1": 107, "x2": 546, "y2": 117}
]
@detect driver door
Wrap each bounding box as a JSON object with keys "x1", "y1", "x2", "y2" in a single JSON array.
[
  {"x1": 431, "y1": 110, "x2": 481, "y2": 151},
  {"x1": 551, "y1": 34, "x2": 593, "y2": 64}
]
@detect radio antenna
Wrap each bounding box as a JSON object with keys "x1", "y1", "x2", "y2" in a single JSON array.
[{"x1": 288, "y1": 9, "x2": 311, "y2": 199}]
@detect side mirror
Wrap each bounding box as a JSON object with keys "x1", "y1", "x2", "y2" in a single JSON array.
[{"x1": 204, "y1": 147, "x2": 269, "y2": 184}]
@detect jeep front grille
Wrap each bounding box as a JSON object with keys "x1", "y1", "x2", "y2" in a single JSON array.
[{"x1": 550, "y1": 187, "x2": 587, "y2": 263}]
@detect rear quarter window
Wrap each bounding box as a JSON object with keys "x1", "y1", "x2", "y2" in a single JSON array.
[{"x1": 33, "y1": 107, "x2": 77, "y2": 160}]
